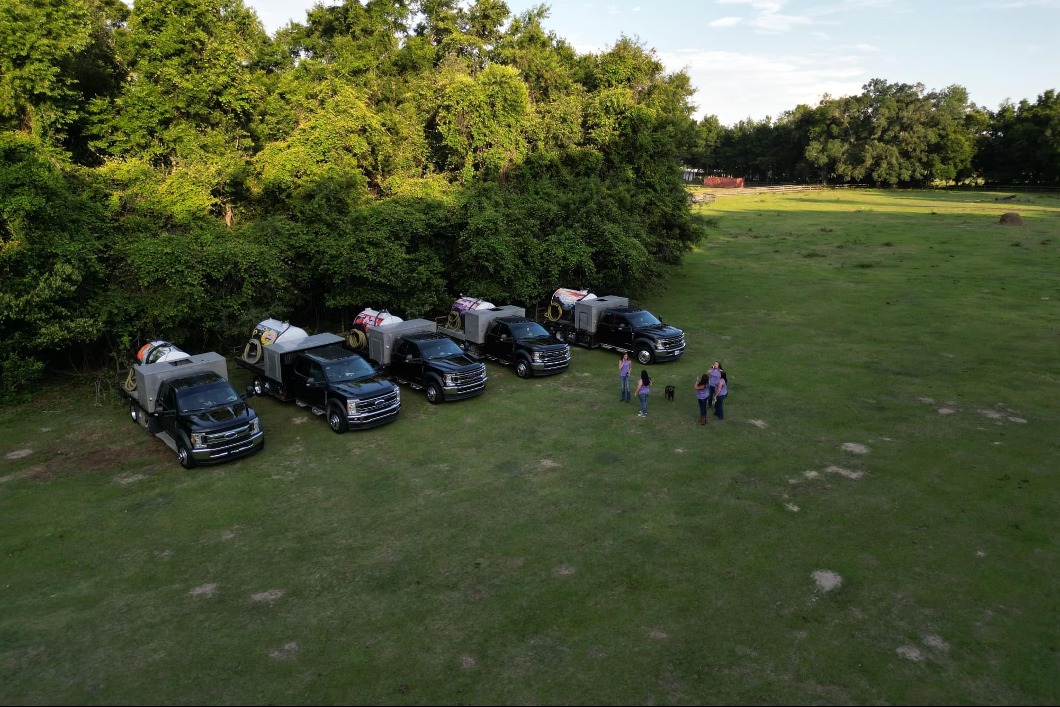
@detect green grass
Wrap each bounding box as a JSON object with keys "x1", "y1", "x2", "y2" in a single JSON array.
[{"x1": 1, "y1": 189, "x2": 1057, "y2": 705}]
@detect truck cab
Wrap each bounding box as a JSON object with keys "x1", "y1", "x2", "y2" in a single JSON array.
[
  {"x1": 389, "y1": 332, "x2": 486, "y2": 403},
  {"x1": 236, "y1": 331, "x2": 400, "y2": 433},
  {"x1": 121, "y1": 351, "x2": 265, "y2": 469},
  {"x1": 597, "y1": 306, "x2": 686, "y2": 364},
  {"x1": 483, "y1": 316, "x2": 570, "y2": 377},
  {"x1": 287, "y1": 346, "x2": 400, "y2": 432},
  {"x1": 367, "y1": 319, "x2": 487, "y2": 404}
]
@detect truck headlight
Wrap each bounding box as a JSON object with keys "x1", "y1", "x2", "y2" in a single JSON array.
[
  {"x1": 532, "y1": 351, "x2": 543, "y2": 363},
  {"x1": 347, "y1": 399, "x2": 358, "y2": 415},
  {"x1": 443, "y1": 374, "x2": 455, "y2": 386},
  {"x1": 249, "y1": 418, "x2": 260, "y2": 435},
  {"x1": 190, "y1": 432, "x2": 206, "y2": 449}
]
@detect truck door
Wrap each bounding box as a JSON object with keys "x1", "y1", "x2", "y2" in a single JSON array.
[
  {"x1": 292, "y1": 356, "x2": 327, "y2": 409},
  {"x1": 601, "y1": 312, "x2": 633, "y2": 349},
  {"x1": 157, "y1": 383, "x2": 180, "y2": 439},
  {"x1": 486, "y1": 321, "x2": 514, "y2": 362},
  {"x1": 392, "y1": 339, "x2": 423, "y2": 383}
]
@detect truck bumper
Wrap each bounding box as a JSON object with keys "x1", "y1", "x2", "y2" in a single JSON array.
[
  {"x1": 531, "y1": 359, "x2": 570, "y2": 375},
  {"x1": 653, "y1": 343, "x2": 686, "y2": 361},
  {"x1": 442, "y1": 381, "x2": 486, "y2": 401},
  {"x1": 193, "y1": 430, "x2": 265, "y2": 465},
  {"x1": 348, "y1": 401, "x2": 401, "y2": 430}
]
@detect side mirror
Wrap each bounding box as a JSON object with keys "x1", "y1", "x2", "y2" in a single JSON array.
[{"x1": 306, "y1": 377, "x2": 323, "y2": 388}]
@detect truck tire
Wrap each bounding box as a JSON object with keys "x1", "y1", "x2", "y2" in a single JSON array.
[
  {"x1": 177, "y1": 443, "x2": 196, "y2": 469},
  {"x1": 129, "y1": 402, "x2": 139, "y2": 425},
  {"x1": 636, "y1": 346, "x2": 654, "y2": 365},
  {"x1": 425, "y1": 381, "x2": 443, "y2": 404},
  {"x1": 515, "y1": 359, "x2": 531, "y2": 379},
  {"x1": 328, "y1": 406, "x2": 348, "y2": 433}
]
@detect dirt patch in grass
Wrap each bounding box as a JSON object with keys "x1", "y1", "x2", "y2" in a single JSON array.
[
  {"x1": 841, "y1": 442, "x2": 869, "y2": 454},
  {"x1": 785, "y1": 502, "x2": 800, "y2": 512},
  {"x1": 896, "y1": 645, "x2": 924, "y2": 661},
  {"x1": 748, "y1": 419, "x2": 768, "y2": 428},
  {"x1": 189, "y1": 583, "x2": 218, "y2": 598},
  {"x1": 812, "y1": 570, "x2": 842, "y2": 592},
  {"x1": 269, "y1": 641, "x2": 301, "y2": 660},
  {"x1": 937, "y1": 407, "x2": 956, "y2": 415},
  {"x1": 459, "y1": 654, "x2": 478, "y2": 669},
  {"x1": 112, "y1": 472, "x2": 149, "y2": 485},
  {"x1": 647, "y1": 628, "x2": 669, "y2": 641},
  {"x1": 825, "y1": 465, "x2": 865, "y2": 480},
  {"x1": 4, "y1": 448, "x2": 33, "y2": 460},
  {"x1": 923, "y1": 634, "x2": 949, "y2": 651},
  {"x1": 291, "y1": 416, "x2": 309, "y2": 425},
  {"x1": 553, "y1": 565, "x2": 577, "y2": 577},
  {"x1": 250, "y1": 589, "x2": 285, "y2": 605},
  {"x1": 539, "y1": 459, "x2": 560, "y2": 468}
]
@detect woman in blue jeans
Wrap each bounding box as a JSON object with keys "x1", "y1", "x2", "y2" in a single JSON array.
[
  {"x1": 634, "y1": 369, "x2": 652, "y2": 417},
  {"x1": 713, "y1": 370, "x2": 728, "y2": 420}
]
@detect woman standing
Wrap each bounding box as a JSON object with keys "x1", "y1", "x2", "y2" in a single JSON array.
[
  {"x1": 695, "y1": 374, "x2": 710, "y2": 425},
  {"x1": 713, "y1": 369, "x2": 728, "y2": 420},
  {"x1": 707, "y1": 361, "x2": 722, "y2": 408},
  {"x1": 634, "y1": 370, "x2": 653, "y2": 417},
  {"x1": 618, "y1": 352, "x2": 632, "y2": 402}
]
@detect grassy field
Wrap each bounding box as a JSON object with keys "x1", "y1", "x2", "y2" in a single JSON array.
[{"x1": 1, "y1": 189, "x2": 1057, "y2": 705}]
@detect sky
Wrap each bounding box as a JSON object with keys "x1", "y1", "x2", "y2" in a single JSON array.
[{"x1": 245, "y1": 0, "x2": 1060, "y2": 126}]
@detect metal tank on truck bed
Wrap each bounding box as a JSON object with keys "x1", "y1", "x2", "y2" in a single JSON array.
[
  {"x1": 540, "y1": 289, "x2": 686, "y2": 364},
  {"x1": 235, "y1": 320, "x2": 400, "y2": 433},
  {"x1": 118, "y1": 342, "x2": 264, "y2": 468},
  {"x1": 367, "y1": 319, "x2": 487, "y2": 403},
  {"x1": 437, "y1": 301, "x2": 571, "y2": 378}
]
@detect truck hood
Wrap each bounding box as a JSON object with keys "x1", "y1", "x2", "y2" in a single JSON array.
[
  {"x1": 518, "y1": 335, "x2": 568, "y2": 351},
  {"x1": 430, "y1": 355, "x2": 481, "y2": 373},
  {"x1": 636, "y1": 324, "x2": 684, "y2": 339},
  {"x1": 186, "y1": 402, "x2": 254, "y2": 429},
  {"x1": 334, "y1": 377, "x2": 397, "y2": 399}
]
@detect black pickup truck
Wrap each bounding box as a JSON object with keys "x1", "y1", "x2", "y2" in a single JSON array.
[
  {"x1": 120, "y1": 351, "x2": 264, "y2": 468},
  {"x1": 542, "y1": 293, "x2": 686, "y2": 364},
  {"x1": 438, "y1": 305, "x2": 570, "y2": 378},
  {"x1": 236, "y1": 332, "x2": 400, "y2": 432},
  {"x1": 367, "y1": 320, "x2": 487, "y2": 403}
]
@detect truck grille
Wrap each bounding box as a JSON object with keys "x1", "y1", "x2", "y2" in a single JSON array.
[
  {"x1": 360, "y1": 388, "x2": 399, "y2": 411},
  {"x1": 539, "y1": 347, "x2": 570, "y2": 364},
  {"x1": 657, "y1": 335, "x2": 685, "y2": 351},
  {"x1": 204, "y1": 422, "x2": 255, "y2": 446},
  {"x1": 452, "y1": 364, "x2": 487, "y2": 386}
]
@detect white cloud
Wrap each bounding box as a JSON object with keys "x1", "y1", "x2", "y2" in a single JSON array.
[
  {"x1": 710, "y1": 16, "x2": 744, "y2": 27},
  {"x1": 748, "y1": 12, "x2": 813, "y2": 32},
  {"x1": 661, "y1": 48, "x2": 866, "y2": 123},
  {"x1": 853, "y1": 42, "x2": 880, "y2": 51}
]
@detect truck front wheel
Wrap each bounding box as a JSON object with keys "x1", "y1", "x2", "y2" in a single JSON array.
[
  {"x1": 515, "y1": 359, "x2": 531, "y2": 379},
  {"x1": 177, "y1": 443, "x2": 196, "y2": 469},
  {"x1": 636, "y1": 347, "x2": 654, "y2": 365},
  {"x1": 129, "y1": 403, "x2": 139, "y2": 425},
  {"x1": 425, "y1": 381, "x2": 443, "y2": 404},
  {"x1": 328, "y1": 407, "x2": 348, "y2": 433},
  {"x1": 253, "y1": 377, "x2": 265, "y2": 395}
]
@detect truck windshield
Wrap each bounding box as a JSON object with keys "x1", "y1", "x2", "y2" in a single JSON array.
[
  {"x1": 176, "y1": 382, "x2": 241, "y2": 413},
  {"x1": 510, "y1": 322, "x2": 550, "y2": 340},
  {"x1": 419, "y1": 338, "x2": 464, "y2": 360},
  {"x1": 626, "y1": 311, "x2": 662, "y2": 328},
  {"x1": 324, "y1": 357, "x2": 376, "y2": 383}
]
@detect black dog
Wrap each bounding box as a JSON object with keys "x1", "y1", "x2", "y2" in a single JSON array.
[{"x1": 664, "y1": 385, "x2": 675, "y2": 402}]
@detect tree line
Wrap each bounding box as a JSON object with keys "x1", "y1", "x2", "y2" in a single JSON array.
[
  {"x1": 686, "y1": 80, "x2": 1060, "y2": 186},
  {"x1": 0, "y1": 0, "x2": 1056, "y2": 397}
]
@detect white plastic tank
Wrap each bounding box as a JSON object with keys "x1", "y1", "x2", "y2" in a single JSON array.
[
  {"x1": 353, "y1": 308, "x2": 404, "y2": 330},
  {"x1": 136, "y1": 341, "x2": 190, "y2": 365},
  {"x1": 548, "y1": 288, "x2": 596, "y2": 321},
  {"x1": 448, "y1": 296, "x2": 495, "y2": 329},
  {"x1": 252, "y1": 319, "x2": 308, "y2": 346},
  {"x1": 451, "y1": 296, "x2": 495, "y2": 314}
]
